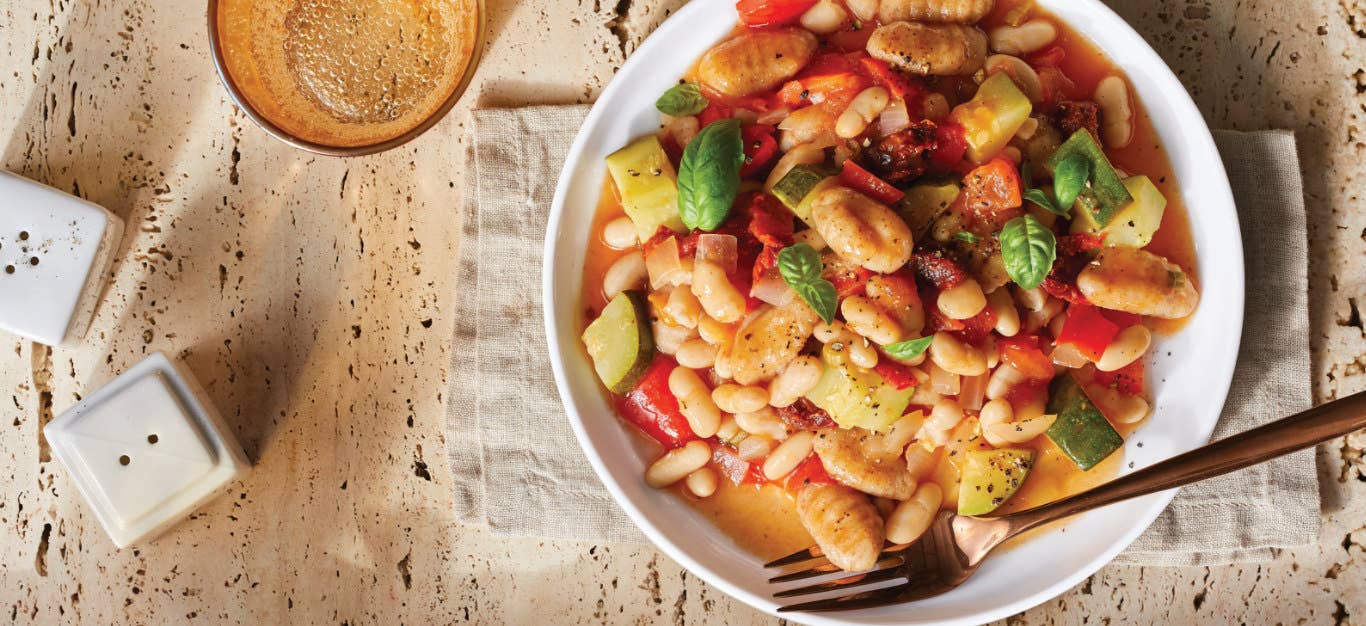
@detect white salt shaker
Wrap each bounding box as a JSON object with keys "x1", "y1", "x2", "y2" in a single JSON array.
[
  {"x1": 0, "y1": 170, "x2": 124, "y2": 346},
  {"x1": 44, "y1": 352, "x2": 250, "y2": 548}
]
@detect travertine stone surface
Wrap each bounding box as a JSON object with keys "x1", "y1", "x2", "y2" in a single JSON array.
[{"x1": 0, "y1": 0, "x2": 1361, "y2": 623}]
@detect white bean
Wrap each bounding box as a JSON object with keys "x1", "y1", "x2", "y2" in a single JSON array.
[
  {"x1": 986, "y1": 288, "x2": 1020, "y2": 337},
  {"x1": 763, "y1": 431, "x2": 815, "y2": 480},
  {"x1": 1014, "y1": 285, "x2": 1048, "y2": 311},
  {"x1": 769, "y1": 356, "x2": 824, "y2": 408},
  {"x1": 664, "y1": 285, "x2": 703, "y2": 329},
  {"x1": 842, "y1": 295, "x2": 904, "y2": 346},
  {"x1": 836, "y1": 87, "x2": 891, "y2": 138},
  {"x1": 603, "y1": 216, "x2": 639, "y2": 249},
  {"x1": 885, "y1": 482, "x2": 942, "y2": 544},
  {"x1": 652, "y1": 321, "x2": 696, "y2": 356},
  {"x1": 921, "y1": 92, "x2": 950, "y2": 121},
  {"x1": 1086, "y1": 384, "x2": 1150, "y2": 424},
  {"x1": 1094, "y1": 75, "x2": 1134, "y2": 148},
  {"x1": 735, "y1": 406, "x2": 789, "y2": 440},
  {"x1": 716, "y1": 415, "x2": 741, "y2": 442},
  {"x1": 675, "y1": 339, "x2": 718, "y2": 369},
  {"x1": 792, "y1": 227, "x2": 828, "y2": 251},
  {"x1": 712, "y1": 383, "x2": 770, "y2": 414},
  {"x1": 738, "y1": 434, "x2": 777, "y2": 461},
  {"x1": 799, "y1": 0, "x2": 847, "y2": 35},
  {"x1": 848, "y1": 335, "x2": 880, "y2": 369},
  {"x1": 989, "y1": 19, "x2": 1057, "y2": 55},
  {"x1": 645, "y1": 440, "x2": 711, "y2": 488},
  {"x1": 937, "y1": 279, "x2": 987, "y2": 320},
  {"x1": 986, "y1": 414, "x2": 1056, "y2": 445},
  {"x1": 697, "y1": 314, "x2": 736, "y2": 346},
  {"x1": 692, "y1": 259, "x2": 745, "y2": 324},
  {"x1": 985, "y1": 54, "x2": 1043, "y2": 103},
  {"x1": 603, "y1": 252, "x2": 647, "y2": 300},
  {"x1": 685, "y1": 467, "x2": 719, "y2": 497},
  {"x1": 979, "y1": 398, "x2": 1014, "y2": 447},
  {"x1": 929, "y1": 332, "x2": 987, "y2": 376},
  {"x1": 668, "y1": 367, "x2": 721, "y2": 438},
  {"x1": 1097, "y1": 325, "x2": 1151, "y2": 372},
  {"x1": 814, "y1": 320, "x2": 846, "y2": 343},
  {"x1": 986, "y1": 362, "x2": 1026, "y2": 400}
]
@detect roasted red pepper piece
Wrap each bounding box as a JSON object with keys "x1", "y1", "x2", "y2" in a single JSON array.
[
  {"x1": 873, "y1": 359, "x2": 920, "y2": 390},
  {"x1": 736, "y1": 0, "x2": 818, "y2": 27},
  {"x1": 840, "y1": 159, "x2": 906, "y2": 204},
  {"x1": 617, "y1": 356, "x2": 699, "y2": 449},
  {"x1": 1056, "y1": 303, "x2": 1120, "y2": 362},
  {"x1": 1092, "y1": 359, "x2": 1146, "y2": 395},
  {"x1": 858, "y1": 57, "x2": 922, "y2": 102},
  {"x1": 746, "y1": 192, "x2": 795, "y2": 248},
  {"x1": 740, "y1": 124, "x2": 780, "y2": 178},
  {"x1": 783, "y1": 454, "x2": 835, "y2": 492},
  {"x1": 698, "y1": 101, "x2": 734, "y2": 127},
  {"x1": 777, "y1": 398, "x2": 837, "y2": 430},
  {"x1": 912, "y1": 253, "x2": 968, "y2": 290},
  {"x1": 929, "y1": 123, "x2": 969, "y2": 172},
  {"x1": 997, "y1": 334, "x2": 1055, "y2": 381}
]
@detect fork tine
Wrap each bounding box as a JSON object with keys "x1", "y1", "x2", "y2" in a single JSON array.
[
  {"x1": 765, "y1": 544, "x2": 910, "y2": 570},
  {"x1": 772, "y1": 565, "x2": 907, "y2": 598},
  {"x1": 763, "y1": 546, "x2": 824, "y2": 568},
  {"x1": 768, "y1": 554, "x2": 903, "y2": 584},
  {"x1": 775, "y1": 583, "x2": 908, "y2": 613}
]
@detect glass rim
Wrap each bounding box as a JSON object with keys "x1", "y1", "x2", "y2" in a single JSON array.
[{"x1": 206, "y1": 0, "x2": 486, "y2": 157}]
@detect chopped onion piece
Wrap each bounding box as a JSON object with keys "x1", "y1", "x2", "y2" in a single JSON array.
[
  {"x1": 879, "y1": 98, "x2": 912, "y2": 136},
  {"x1": 695, "y1": 233, "x2": 738, "y2": 274},
  {"x1": 644, "y1": 236, "x2": 687, "y2": 288},
  {"x1": 958, "y1": 373, "x2": 988, "y2": 411},
  {"x1": 929, "y1": 362, "x2": 961, "y2": 396},
  {"x1": 751, "y1": 269, "x2": 796, "y2": 306},
  {"x1": 757, "y1": 107, "x2": 791, "y2": 125}
]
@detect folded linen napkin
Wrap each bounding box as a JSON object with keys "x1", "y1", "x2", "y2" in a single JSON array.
[{"x1": 445, "y1": 106, "x2": 1317, "y2": 566}]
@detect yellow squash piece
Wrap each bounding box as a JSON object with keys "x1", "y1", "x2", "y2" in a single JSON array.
[
  {"x1": 948, "y1": 72, "x2": 1033, "y2": 164},
  {"x1": 1071, "y1": 175, "x2": 1167, "y2": 248},
  {"x1": 605, "y1": 136, "x2": 686, "y2": 241}
]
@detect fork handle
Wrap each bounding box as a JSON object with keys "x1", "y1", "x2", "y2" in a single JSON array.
[{"x1": 1003, "y1": 389, "x2": 1366, "y2": 535}]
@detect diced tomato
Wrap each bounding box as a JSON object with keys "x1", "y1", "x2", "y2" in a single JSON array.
[
  {"x1": 746, "y1": 193, "x2": 795, "y2": 248},
  {"x1": 927, "y1": 304, "x2": 965, "y2": 333},
  {"x1": 1056, "y1": 303, "x2": 1120, "y2": 362},
  {"x1": 783, "y1": 455, "x2": 834, "y2": 492},
  {"x1": 698, "y1": 101, "x2": 734, "y2": 127},
  {"x1": 952, "y1": 304, "x2": 998, "y2": 346},
  {"x1": 1092, "y1": 359, "x2": 1146, "y2": 396},
  {"x1": 1057, "y1": 233, "x2": 1105, "y2": 256},
  {"x1": 873, "y1": 359, "x2": 920, "y2": 390},
  {"x1": 1006, "y1": 380, "x2": 1048, "y2": 408},
  {"x1": 911, "y1": 253, "x2": 968, "y2": 290},
  {"x1": 929, "y1": 123, "x2": 969, "y2": 173},
  {"x1": 1036, "y1": 66, "x2": 1077, "y2": 106},
  {"x1": 617, "y1": 357, "x2": 700, "y2": 449},
  {"x1": 1028, "y1": 46, "x2": 1066, "y2": 68},
  {"x1": 735, "y1": 0, "x2": 818, "y2": 27},
  {"x1": 840, "y1": 160, "x2": 905, "y2": 204},
  {"x1": 778, "y1": 72, "x2": 867, "y2": 108},
  {"x1": 998, "y1": 335, "x2": 1055, "y2": 381},
  {"x1": 960, "y1": 157, "x2": 1023, "y2": 227},
  {"x1": 830, "y1": 265, "x2": 875, "y2": 299},
  {"x1": 858, "y1": 57, "x2": 923, "y2": 102},
  {"x1": 740, "y1": 124, "x2": 779, "y2": 178},
  {"x1": 712, "y1": 443, "x2": 768, "y2": 485}
]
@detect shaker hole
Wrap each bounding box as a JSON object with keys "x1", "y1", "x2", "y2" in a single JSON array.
[
  {"x1": 119, "y1": 455, "x2": 131, "y2": 466},
  {"x1": 147, "y1": 434, "x2": 158, "y2": 444}
]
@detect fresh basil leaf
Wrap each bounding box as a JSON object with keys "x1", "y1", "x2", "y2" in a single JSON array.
[
  {"x1": 1000, "y1": 214, "x2": 1057, "y2": 290},
  {"x1": 1023, "y1": 188, "x2": 1066, "y2": 216},
  {"x1": 1052, "y1": 153, "x2": 1090, "y2": 214},
  {"x1": 655, "y1": 82, "x2": 709, "y2": 117},
  {"x1": 777, "y1": 243, "x2": 838, "y2": 324},
  {"x1": 953, "y1": 231, "x2": 980, "y2": 243},
  {"x1": 677, "y1": 118, "x2": 744, "y2": 231},
  {"x1": 883, "y1": 335, "x2": 934, "y2": 361}
]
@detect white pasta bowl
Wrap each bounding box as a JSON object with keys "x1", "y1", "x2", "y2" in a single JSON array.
[{"x1": 543, "y1": 1, "x2": 1243, "y2": 624}]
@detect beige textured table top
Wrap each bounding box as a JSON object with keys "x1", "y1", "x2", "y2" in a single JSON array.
[{"x1": 1, "y1": 0, "x2": 1363, "y2": 623}]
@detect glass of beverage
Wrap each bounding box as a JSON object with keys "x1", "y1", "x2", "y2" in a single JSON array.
[{"x1": 208, "y1": 0, "x2": 484, "y2": 156}]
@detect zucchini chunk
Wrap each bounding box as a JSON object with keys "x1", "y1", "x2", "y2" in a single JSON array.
[
  {"x1": 771, "y1": 164, "x2": 837, "y2": 222},
  {"x1": 581, "y1": 290, "x2": 655, "y2": 394},
  {"x1": 958, "y1": 448, "x2": 1035, "y2": 515},
  {"x1": 804, "y1": 364, "x2": 914, "y2": 432},
  {"x1": 605, "y1": 136, "x2": 686, "y2": 241},
  {"x1": 1045, "y1": 375, "x2": 1124, "y2": 470}
]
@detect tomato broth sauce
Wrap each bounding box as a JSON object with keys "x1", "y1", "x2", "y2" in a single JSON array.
[{"x1": 579, "y1": 0, "x2": 1197, "y2": 559}]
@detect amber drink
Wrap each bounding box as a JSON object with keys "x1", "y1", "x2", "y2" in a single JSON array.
[{"x1": 211, "y1": 0, "x2": 482, "y2": 154}]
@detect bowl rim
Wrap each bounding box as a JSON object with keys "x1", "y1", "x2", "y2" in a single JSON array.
[
  {"x1": 205, "y1": 0, "x2": 486, "y2": 157},
  {"x1": 543, "y1": 1, "x2": 1244, "y2": 623}
]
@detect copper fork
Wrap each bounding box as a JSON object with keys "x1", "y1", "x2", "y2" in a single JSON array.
[{"x1": 767, "y1": 390, "x2": 1366, "y2": 613}]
